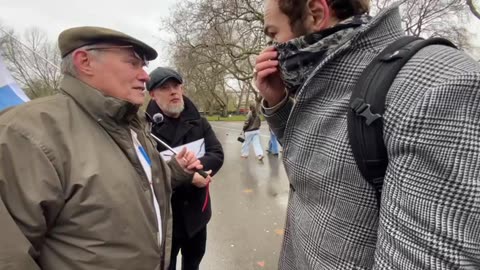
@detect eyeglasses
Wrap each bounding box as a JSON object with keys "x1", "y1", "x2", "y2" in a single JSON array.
[{"x1": 85, "y1": 45, "x2": 149, "y2": 67}]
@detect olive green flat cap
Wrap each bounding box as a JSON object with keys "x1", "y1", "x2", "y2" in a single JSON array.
[{"x1": 58, "y1": 26, "x2": 158, "y2": 61}]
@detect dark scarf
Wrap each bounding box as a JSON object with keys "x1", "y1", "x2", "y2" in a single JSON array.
[{"x1": 274, "y1": 14, "x2": 372, "y2": 95}]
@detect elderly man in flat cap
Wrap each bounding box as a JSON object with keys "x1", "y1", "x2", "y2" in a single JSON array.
[{"x1": 0, "y1": 26, "x2": 203, "y2": 270}]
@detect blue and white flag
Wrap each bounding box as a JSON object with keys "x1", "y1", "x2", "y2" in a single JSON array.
[{"x1": 0, "y1": 55, "x2": 29, "y2": 111}]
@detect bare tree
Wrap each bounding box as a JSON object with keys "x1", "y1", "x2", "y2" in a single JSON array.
[
  {"x1": 163, "y1": 0, "x2": 473, "y2": 114},
  {"x1": 0, "y1": 25, "x2": 12, "y2": 48},
  {"x1": 172, "y1": 38, "x2": 235, "y2": 116},
  {"x1": 372, "y1": 0, "x2": 470, "y2": 47},
  {"x1": 163, "y1": 0, "x2": 265, "y2": 113},
  {"x1": 467, "y1": 0, "x2": 480, "y2": 19},
  {"x1": 0, "y1": 27, "x2": 61, "y2": 99}
]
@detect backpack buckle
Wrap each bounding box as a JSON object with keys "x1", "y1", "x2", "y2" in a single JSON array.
[{"x1": 351, "y1": 98, "x2": 382, "y2": 125}]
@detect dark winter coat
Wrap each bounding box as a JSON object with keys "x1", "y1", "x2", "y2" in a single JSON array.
[{"x1": 147, "y1": 96, "x2": 224, "y2": 238}]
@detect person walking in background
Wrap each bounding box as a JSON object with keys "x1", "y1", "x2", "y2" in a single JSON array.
[
  {"x1": 267, "y1": 128, "x2": 279, "y2": 156},
  {"x1": 241, "y1": 103, "x2": 264, "y2": 161}
]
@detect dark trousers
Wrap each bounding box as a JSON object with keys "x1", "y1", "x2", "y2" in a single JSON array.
[{"x1": 168, "y1": 227, "x2": 207, "y2": 270}]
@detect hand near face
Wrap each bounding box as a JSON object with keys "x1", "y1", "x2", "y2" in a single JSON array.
[
  {"x1": 175, "y1": 147, "x2": 203, "y2": 173},
  {"x1": 254, "y1": 46, "x2": 286, "y2": 107}
]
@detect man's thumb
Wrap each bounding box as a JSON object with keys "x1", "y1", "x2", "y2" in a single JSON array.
[{"x1": 176, "y1": 147, "x2": 187, "y2": 159}]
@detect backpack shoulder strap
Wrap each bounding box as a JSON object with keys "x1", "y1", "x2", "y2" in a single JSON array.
[{"x1": 347, "y1": 36, "x2": 456, "y2": 199}]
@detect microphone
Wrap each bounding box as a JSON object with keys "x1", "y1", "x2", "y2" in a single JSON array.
[{"x1": 153, "y1": 113, "x2": 164, "y2": 124}]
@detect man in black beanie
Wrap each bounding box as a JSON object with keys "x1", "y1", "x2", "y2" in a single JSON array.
[{"x1": 146, "y1": 67, "x2": 224, "y2": 270}]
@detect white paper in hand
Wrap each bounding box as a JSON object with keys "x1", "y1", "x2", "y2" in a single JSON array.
[{"x1": 160, "y1": 138, "x2": 206, "y2": 161}]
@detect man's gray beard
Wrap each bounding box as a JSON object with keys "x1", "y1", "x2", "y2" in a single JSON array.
[{"x1": 164, "y1": 103, "x2": 185, "y2": 116}]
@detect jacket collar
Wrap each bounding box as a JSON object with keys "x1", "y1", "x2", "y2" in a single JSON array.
[
  {"x1": 291, "y1": 2, "x2": 404, "y2": 99},
  {"x1": 60, "y1": 74, "x2": 140, "y2": 126},
  {"x1": 275, "y1": 14, "x2": 370, "y2": 95}
]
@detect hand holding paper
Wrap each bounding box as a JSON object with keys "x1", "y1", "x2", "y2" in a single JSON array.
[
  {"x1": 175, "y1": 147, "x2": 203, "y2": 173},
  {"x1": 160, "y1": 138, "x2": 205, "y2": 161}
]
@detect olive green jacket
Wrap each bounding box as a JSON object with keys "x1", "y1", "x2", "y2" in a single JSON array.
[{"x1": 0, "y1": 75, "x2": 191, "y2": 270}]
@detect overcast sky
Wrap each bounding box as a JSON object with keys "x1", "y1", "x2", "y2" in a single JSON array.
[
  {"x1": 0, "y1": 0, "x2": 479, "y2": 69},
  {"x1": 0, "y1": 0, "x2": 179, "y2": 71}
]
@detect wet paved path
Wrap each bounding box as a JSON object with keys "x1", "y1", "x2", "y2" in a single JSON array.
[{"x1": 179, "y1": 121, "x2": 290, "y2": 270}]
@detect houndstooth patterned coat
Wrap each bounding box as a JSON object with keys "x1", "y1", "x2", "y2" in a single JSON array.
[{"x1": 264, "y1": 4, "x2": 480, "y2": 270}]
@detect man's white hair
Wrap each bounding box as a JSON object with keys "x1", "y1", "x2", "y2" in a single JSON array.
[{"x1": 60, "y1": 44, "x2": 103, "y2": 77}]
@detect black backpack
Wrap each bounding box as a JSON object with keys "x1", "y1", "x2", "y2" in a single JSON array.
[{"x1": 347, "y1": 36, "x2": 456, "y2": 201}]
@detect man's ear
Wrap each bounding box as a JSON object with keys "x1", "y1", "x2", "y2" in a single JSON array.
[
  {"x1": 306, "y1": 0, "x2": 331, "y2": 32},
  {"x1": 72, "y1": 50, "x2": 95, "y2": 76},
  {"x1": 149, "y1": 90, "x2": 155, "y2": 99}
]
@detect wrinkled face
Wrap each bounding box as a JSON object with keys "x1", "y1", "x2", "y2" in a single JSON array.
[
  {"x1": 149, "y1": 79, "x2": 185, "y2": 118},
  {"x1": 87, "y1": 46, "x2": 149, "y2": 105},
  {"x1": 264, "y1": 0, "x2": 297, "y2": 43}
]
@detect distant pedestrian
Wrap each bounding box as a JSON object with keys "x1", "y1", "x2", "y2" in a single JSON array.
[
  {"x1": 241, "y1": 103, "x2": 264, "y2": 161},
  {"x1": 267, "y1": 128, "x2": 279, "y2": 156}
]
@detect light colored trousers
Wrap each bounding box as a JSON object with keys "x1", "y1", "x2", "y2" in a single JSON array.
[
  {"x1": 268, "y1": 130, "x2": 279, "y2": 154},
  {"x1": 241, "y1": 130, "x2": 263, "y2": 157}
]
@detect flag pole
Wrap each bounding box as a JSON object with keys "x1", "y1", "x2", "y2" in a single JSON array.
[{"x1": 0, "y1": 27, "x2": 60, "y2": 70}]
